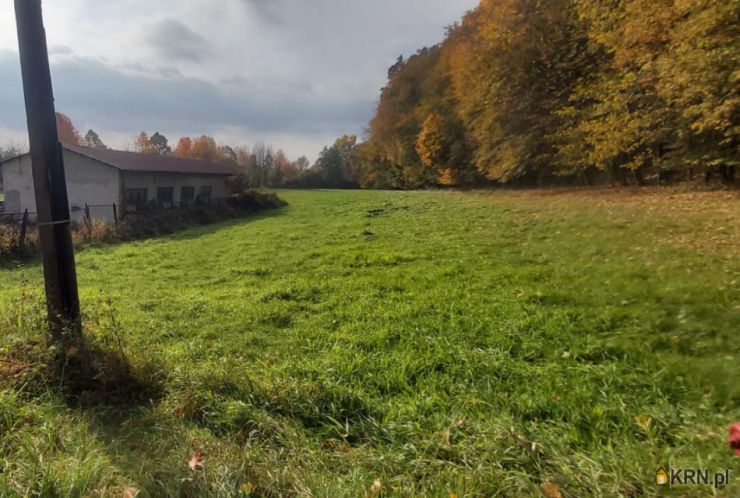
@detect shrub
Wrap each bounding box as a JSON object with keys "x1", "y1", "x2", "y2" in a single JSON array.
[{"x1": 0, "y1": 190, "x2": 287, "y2": 264}]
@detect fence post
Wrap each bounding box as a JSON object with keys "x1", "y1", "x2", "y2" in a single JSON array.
[
  {"x1": 19, "y1": 209, "x2": 29, "y2": 249},
  {"x1": 85, "y1": 203, "x2": 91, "y2": 238},
  {"x1": 112, "y1": 203, "x2": 118, "y2": 228}
]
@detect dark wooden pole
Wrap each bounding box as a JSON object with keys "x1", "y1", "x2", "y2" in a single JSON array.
[
  {"x1": 15, "y1": 0, "x2": 81, "y2": 339},
  {"x1": 19, "y1": 209, "x2": 29, "y2": 249}
]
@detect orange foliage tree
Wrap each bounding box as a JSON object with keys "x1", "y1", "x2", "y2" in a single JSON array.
[
  {"x1": 192, "y1": 135, "x2": 219, "y2": 162},
  {"x1": 173, "y1": 137, "x2": 195, "y2": 158},
  {"x1": 55, "y1": 113, "x2": 81, "y2": 145},
  {"x1": 134, "y1": 132, "x2": 157, "y2": 154}
]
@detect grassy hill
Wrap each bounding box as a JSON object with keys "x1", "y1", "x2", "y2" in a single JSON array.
[{"x1": 0, "y1": 189, "x2": 739, "y2": 497}]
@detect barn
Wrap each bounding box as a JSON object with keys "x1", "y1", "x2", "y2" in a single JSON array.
[{"x1": 0, "y1": 145, "x2": 235, "y2": 223}]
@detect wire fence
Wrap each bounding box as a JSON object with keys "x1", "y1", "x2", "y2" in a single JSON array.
[{"x1": 0, "y1": 196, "x2": 236, "y2": 249}]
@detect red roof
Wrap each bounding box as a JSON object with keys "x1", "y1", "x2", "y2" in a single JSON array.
[{"x1": 65, "y1": 145, "x2": 236, "y2": 176}]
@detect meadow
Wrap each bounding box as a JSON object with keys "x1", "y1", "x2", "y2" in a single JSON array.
[{"x1": 0, "y1": 188, "x2": 739, "y2": 497}]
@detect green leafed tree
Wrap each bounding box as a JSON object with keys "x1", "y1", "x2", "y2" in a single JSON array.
[
  {"x1": 150, "y1": 132, "x2": 172, "y2": 156},
  {"x1": 81, "y1": 129, "x2": 107, "y2": 149}
]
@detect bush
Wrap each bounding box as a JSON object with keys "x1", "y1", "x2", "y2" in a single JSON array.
[{"x1": 0, "y1": 190, "x2": 287, "y2": 264}]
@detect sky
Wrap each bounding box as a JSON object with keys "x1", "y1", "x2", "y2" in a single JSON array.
[{"x1": 0, "y1": 0, "x2": 479, "y2": 161}]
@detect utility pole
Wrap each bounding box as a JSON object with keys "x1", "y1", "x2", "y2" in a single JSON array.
[{"x1": 15, "y1": 0, "x2": 81, "y2": 339}]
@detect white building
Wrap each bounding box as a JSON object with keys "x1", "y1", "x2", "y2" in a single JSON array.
[{"x1": 0, "y1": 145, "x2": 235, "y2": 223}]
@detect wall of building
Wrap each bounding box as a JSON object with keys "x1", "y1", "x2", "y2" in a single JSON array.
[
  {"x1": 121, "y1": 171, "x2": 229, "y2": 207},
  {"x1": 0, "y1": 150, "x2": 120, "y2": 223}
]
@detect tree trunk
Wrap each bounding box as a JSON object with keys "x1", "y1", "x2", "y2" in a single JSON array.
[
  {"x1": 615, "y1": 165, "x2": 629, "y2": 186},
  {"x1": 633, "y1": 168, "x2": 645, "y2": 186},
  {"x1": 719, "y1": 164, "x2": 735, "y2": 184}
]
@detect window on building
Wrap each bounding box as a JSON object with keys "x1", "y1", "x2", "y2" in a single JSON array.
[
  {"x1": 181, "y1": 187, "x2": 195, "y2": 204},
  {"x1": 125, "y1": 188, "x2": 147, "y2": 204},
  {"x1": 200, "y1": 186, "x2": 212, "y2": 201},
  {"x1": 157, "y1": 187, "x2": 174, "y2": 204}
]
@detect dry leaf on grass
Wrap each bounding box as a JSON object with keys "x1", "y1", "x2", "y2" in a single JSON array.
[
  {"x1": 370, "y1": 479, "x2": 382, "y2": 493},
  {"x1": 635, "y1": 413, "x2": 653, "y2": 432},
  {"x1": 188, "y1": 449, "x2": 204, "y2": 471},
  {"x1": 540, "y1": 482, "x2": 563, "y2": 498},
  {"x1": 123, "y1": 488, "x2": 139, "y2": 498}
]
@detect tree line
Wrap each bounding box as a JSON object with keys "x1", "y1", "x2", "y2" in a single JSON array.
[
  {"x1": 316, "y1": 0, "x2": 739, "y2": 189},
  {"x1": 0, "y1": 113, "x2": 313, "y2": 190}
]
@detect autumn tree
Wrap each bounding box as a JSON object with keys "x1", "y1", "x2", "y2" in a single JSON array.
[
  {"x1": 282, "y1": 161, "x2": 300, "y2": 185},
  {"x1": 173, "y1": 137, "x2": 194, "y2": 158},
  {"x1": 134, "y1": 132, "x2": 157, "y2": 154},
  {"x1": 192, "y1": 135, "x2": 220, "y2": 162},
  {"x1": 273, "y1": 149, "x2": 291, "y2": 187},
  {"x1": 56, "y1": 113, "x2": 81, "y2": 145},
  {"x1": 349, "y1": 0, "x2": 740, "y2": 187},
  {"x1": 657, "y1": 0, "x2": 740, "y2": 182}
]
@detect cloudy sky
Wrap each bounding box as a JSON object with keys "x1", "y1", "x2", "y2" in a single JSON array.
[{"x1": 0, "y1": 0, "x2": 478, "y2": 161}]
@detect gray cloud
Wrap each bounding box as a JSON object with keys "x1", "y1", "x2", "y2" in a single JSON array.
[
  {"x1": 0, "y1": 50, "x2": 371, "y2": 140},
  {"x1": 241, "y1": 0, "x2": 283, "y2": 25},
  {"x1": 0, "y1": 0, "x2": 480, "y2": 158},
  {"x1": 49, "y1": 45, "x2": 74, "y2": 55},
  {"x1": 147, "y1": 18, "x2": 211, "y2": 63}
]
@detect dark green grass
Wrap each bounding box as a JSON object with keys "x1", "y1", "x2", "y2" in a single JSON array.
[{"x1": 1, "y1": 189, "x2": 739, "y2": 497}]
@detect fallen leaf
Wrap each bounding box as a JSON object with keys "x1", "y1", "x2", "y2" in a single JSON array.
[
  {"x1": 371, "y1": 479, "x2": 382, "y2": 493},
  {"x1": 443, "y1": 430, "x2": 452, "y2": 446},
  {"x1": 552, "y1": 395, "x2": 561, "y2": 402},
  {"x1": 241, "y1": 482, "x2": 254, "y2": 494},
  {"x1": 729, "y1": 422, "x2": 740, "y2": 457},
  {"x1": 540, "y1": 482, "x2": 563, "y2": 498},
  {"x1": 67, "y1": 346, "x2": 79, "y2": 359},
  {"x1": 123, "y1": 488, "x2": 139, "y2": 498},
  {"x1": 635, "y1": 414, "x2": 653, "y2": 432},
  {"x1": 188, "y1": 449, "x2": 204, "y2": 471}
]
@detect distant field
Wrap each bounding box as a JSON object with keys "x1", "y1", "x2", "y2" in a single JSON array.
[{"x1": 1, "y1": 189, "x2": 739, "y2": 497}]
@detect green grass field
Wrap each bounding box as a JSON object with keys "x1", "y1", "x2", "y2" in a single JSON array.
[{"x1": 1, "y1": 189, "x2": 739, "y2": 497}]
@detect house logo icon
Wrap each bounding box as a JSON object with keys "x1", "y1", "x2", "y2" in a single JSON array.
[{"x1": 657, "y1": 468, "x2": 669, "y2": 485}]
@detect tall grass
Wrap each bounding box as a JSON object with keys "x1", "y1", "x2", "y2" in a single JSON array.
[{"x1": 0, "y1": 189, "x2": 738, "y2": 497}]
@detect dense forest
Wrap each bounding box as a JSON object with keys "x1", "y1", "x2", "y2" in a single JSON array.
[
  {"x1": 319, "y1": 0, "x2": 739, "y2": 189},
  {"x1": 4, "y1": 0, "x2": 738, "y2": 190}
]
